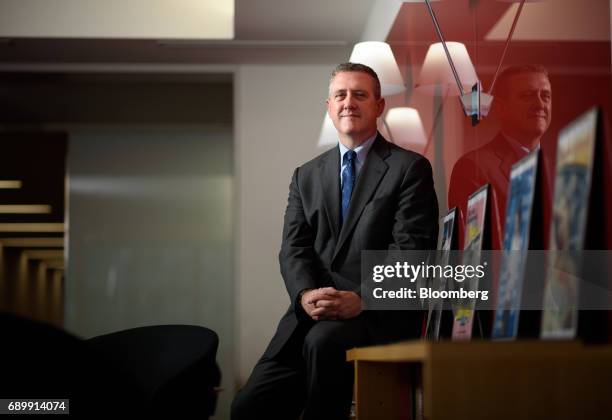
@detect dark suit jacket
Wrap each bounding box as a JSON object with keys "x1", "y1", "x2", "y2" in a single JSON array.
[
  {"x1": 448, "y1": 134, "x2": 528, "y2": 250},
  {"x1": 265, "y1": 133, "x2": 439, "y2": 358}
]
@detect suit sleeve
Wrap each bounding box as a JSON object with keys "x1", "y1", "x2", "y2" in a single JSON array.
[
  {"x1": 360, "y1": 155, "x2": 439, "y2": 338},
  {"x1": 390, "y1": 155, "x2": 439, "y2": 251},
  {"x1": 278, "y1": 167, "x2": 320, "y2": 318}
]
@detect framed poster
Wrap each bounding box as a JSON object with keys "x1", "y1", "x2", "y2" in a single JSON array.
[
  {"x1": 426, "y1": 207, "x2": 457, "y2": 340},
  {"x1": 452, "y1": 185, "x2": 488, "y2": 341},
  {"x1": 440, "y1": 208, "x2": 457, "y2": 252},
  {"x1": 541, "y1": 108, "x2": 598, "y2": 339},
  {"x1": 492, "y1": 150, "x2": 539, "y2": 340}
]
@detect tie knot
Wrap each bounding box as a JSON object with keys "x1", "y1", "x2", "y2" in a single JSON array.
[{"x1": 344, "y1": 150, "x2": 356, "y2": 165}]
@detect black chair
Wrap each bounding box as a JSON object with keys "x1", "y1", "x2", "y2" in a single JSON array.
[
  {"x1": 0, "y1": 312, "x2": 221, "y2": 418},
  {"x1": 86, "y1": 325, "x2": 221, "y2": 417}
]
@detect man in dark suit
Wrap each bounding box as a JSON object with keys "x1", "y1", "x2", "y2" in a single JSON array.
[
  {"x1": 448, "y1": 65, "x2": 552, "y2": 249},
  {"x1": 231, "y1": 63, "x2": 439, "y2": 420}
]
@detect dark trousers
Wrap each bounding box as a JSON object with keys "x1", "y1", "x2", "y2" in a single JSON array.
[{"x1": 231, "y1": 315, "x2": 370, "y2": 420}]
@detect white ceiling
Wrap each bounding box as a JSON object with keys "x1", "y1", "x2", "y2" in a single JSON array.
[
  {"x1": 0, "y1": 0, "x2": 234, "y2": 39},
  {"x1": 235, "y1": 0, "x2": 374, "y2": 43},
  {"x1": 0, "y1": 0, "x2": 377, "y2": 65},
  {"x1": 486, "y1": 0, "x2": 610, "y2": 41}
]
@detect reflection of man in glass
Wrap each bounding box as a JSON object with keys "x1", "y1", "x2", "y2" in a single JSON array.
[{"x1": 448, "y1": 65, "x2": 552, "y2": 249}]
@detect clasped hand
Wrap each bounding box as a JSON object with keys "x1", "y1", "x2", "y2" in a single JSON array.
[{"x1": 300, "y1": 287, "x2": 362, "y2": 321}]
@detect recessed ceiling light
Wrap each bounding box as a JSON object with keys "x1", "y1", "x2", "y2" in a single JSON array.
[
  {"x1": 0, "y1": 180, "x2": 22, "y2": 189},
  {"x1": 22, "y1": 249, "x2": 64, "y2": 260},
  {"x1": 0, "y1": 223, "x2": 64, "y2": 232},
  {"x1": 0, "y1": 238, "x2": 64, "y2": 248},
  {"x1": 0, "y1": 205, "x2": 52, "y2": 214}
]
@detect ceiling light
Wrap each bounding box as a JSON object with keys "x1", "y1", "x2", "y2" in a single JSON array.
[
  {"x1": 317, "y1": 113, "x2": 338, "y2": 148},
  {"x1": 0, "y1": 238, "x2": 64, "y2": 248},
  {"x1": 22, "y1": 250, "x2": 64, "y2": 260},
  {"x1": 0, "y1": 180, "x2": 22, "y2": 189},
  {"x1": 416, "y1": 42, "x2": 478, "y2": 96},
  {"x1": 0, "y1": 205, "x2": 52, "y2": 214},
  {"x1": 349, "y1": 41, "x2": 406, "y2": 97},
  {"x1": 0, "y1": 223, "x2": 65, "y2": 232},
  {"x1": 384, "y1": 107, "x2": 427, "y2": 153}
]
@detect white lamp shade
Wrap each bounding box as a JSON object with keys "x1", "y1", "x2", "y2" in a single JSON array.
[
  {"x1": 385, "y1": 107, "x2": 427, "y2": 153},
  {"x1": 317, "y1": 112, "x2": 338, "y2": 147},
  {"x1": 415, "y1": 42, "x2": 478, "y2": 96},
  {"x1": 349, "y1": 41, "x2": 405, "y2": 97},
  {"x1": 318, "y1": 112, "x2": 391, "y2": 147}
]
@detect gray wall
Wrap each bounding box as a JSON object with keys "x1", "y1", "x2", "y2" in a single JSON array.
[
  {"x1": 234, "y1": 64, "x2": 333, "y2": 385},
  {"x1": 66, "y1": 127, "x2": 234, "y2": 419}
]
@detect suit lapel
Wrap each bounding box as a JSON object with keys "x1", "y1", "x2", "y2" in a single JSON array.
[
  {"x1": 318, "y1": 147, "x2": 341, "y2": 241},
  {"x1": 492, "y1": 134, "x2": 524, "y2": 190},
  {"x1": 333, "y1": 135, "x2": 389, "y2": 261}
]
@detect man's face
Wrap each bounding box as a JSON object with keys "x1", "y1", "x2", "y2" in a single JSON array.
[
  {"x1": 498, "y1": 72, "x2": 552, "y2": 142},
  {"x1": 326, "y1": 71, "x2": 385, "y2": 142}
]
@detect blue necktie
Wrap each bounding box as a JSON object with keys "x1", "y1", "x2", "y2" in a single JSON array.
[{"x1": 341, "y1": 150, "x2": 356, "y2": 227}]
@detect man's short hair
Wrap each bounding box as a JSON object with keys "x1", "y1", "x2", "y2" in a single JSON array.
[
  {"x1": 329, "y1": 62, "x2": 382, "y2": 99},
  {"x1": 493, "y1": 64, "x2": 550, "y2": 98}
]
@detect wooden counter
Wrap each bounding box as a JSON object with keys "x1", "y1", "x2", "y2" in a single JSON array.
[{"x1": 347, "y1": 340, "x2": 612, "y2": 420}]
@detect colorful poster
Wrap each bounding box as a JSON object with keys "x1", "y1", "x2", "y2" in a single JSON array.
[
  {"x1": 541, "y1": 108, "x2": 598, "y2": 339},
  {"x1": 463, "y1": 185, "x2": 488, "y2": 252},
  {"x1": 492, "y1": 150, "x2": 539, "y2": 339},
  {"x1": 452, "y1": 185, "x2": 488, "y2": 341}
]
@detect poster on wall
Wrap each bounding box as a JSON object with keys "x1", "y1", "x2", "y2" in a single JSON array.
[
  {"x1": 492, "y1": 150, "x2": 539, "y2": 340},
  {"x1": 452, "y1": 185, "x2": 488, "y2": 341},
  {"x1": 540, "y1": 107, "x2": 598, "y2": 339}
]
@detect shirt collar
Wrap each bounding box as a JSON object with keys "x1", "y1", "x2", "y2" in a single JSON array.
[
  {"x1": 501, "y1": 132, "x2": 538, "y2": 156},
  {"x1": 338, "y1": 133, "x2": 377, "y2": 165}
]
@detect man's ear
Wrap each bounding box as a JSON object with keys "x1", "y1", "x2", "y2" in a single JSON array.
[
  {"x1": 491, "y1": 96, "x2": 507, "y2": 121},
  {"x1": 377, "y1": 97, "x2": 386, "y2": 117}
]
